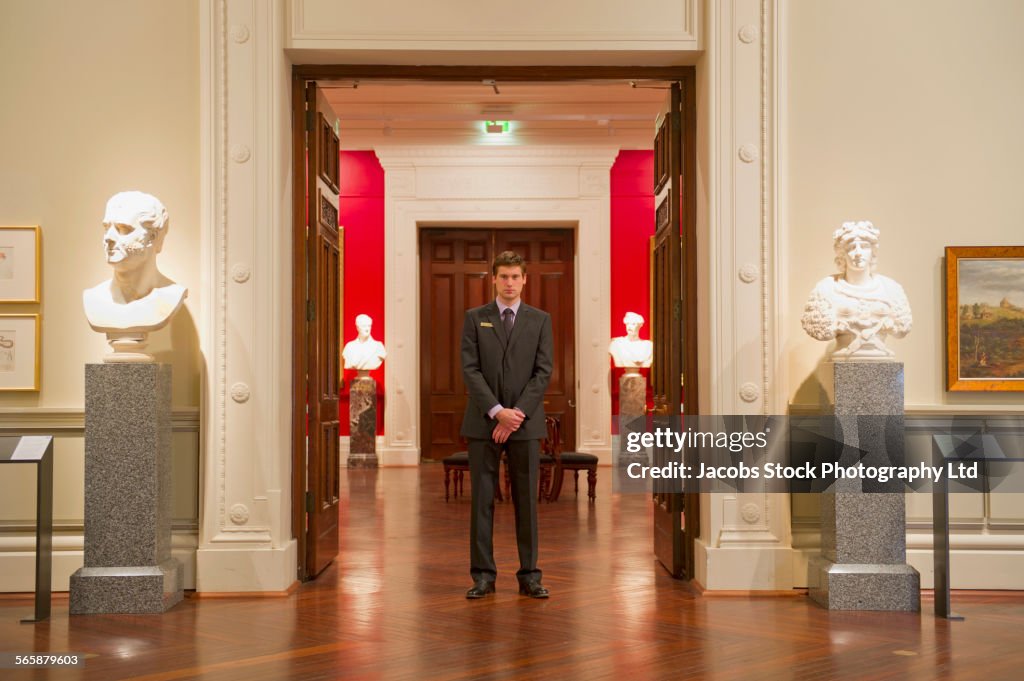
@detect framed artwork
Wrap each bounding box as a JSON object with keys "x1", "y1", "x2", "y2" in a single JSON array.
[
  {"x1": 0, "y1": 314, "x2": 40, "y2": 391},
  {"x1": 946, "y1": 246, "x2": 1024, "y2": 391},
  {"x1": 0, "y1": 226, "x2": 41, "y2": 303}
]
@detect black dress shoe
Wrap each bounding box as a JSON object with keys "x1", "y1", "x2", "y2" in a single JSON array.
[
  {"x1": 518, "y1": 581, "x2": 549, "y2": 599},
  {"x1": 466, "y1": 580, "x2": 496, "y2": 599}
]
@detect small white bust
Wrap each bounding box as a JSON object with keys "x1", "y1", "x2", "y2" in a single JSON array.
[
  {"x1": 801, "y1": 221, "x2": 912, "y2": 360},
  {"x1": 83, "y1": 191, "x2": 188, "y2": 361},
  {"x1": 609, "y1": 311, "x2": 654, "y2": 369},
  {"x1": 342, "y1": 314, "x2": 387, "y2": 371}
]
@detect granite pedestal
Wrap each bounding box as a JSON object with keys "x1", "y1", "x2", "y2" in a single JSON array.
[
  {"x1": 348, "y1": 374, "x2": 378, "y2": 467},
  {"x1": 809, "y1": 361, "x2": 920, "y2": 611},
  {"x1": 70, "y1": 363, "x2": 183, "y2": 614}
]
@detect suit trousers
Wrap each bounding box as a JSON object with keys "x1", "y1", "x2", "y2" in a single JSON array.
[{"x1": 468, "y1": 437, "x2": 541, "y2": 584}]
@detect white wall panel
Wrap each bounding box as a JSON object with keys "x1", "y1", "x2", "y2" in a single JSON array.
[{"x1": 289, "y1": 0, "x2": 698, "y2": 51}]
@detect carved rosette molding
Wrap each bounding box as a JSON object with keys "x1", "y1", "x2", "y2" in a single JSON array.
[
  {"x1": 229, "y1": 503, "x2": 250, "y2": 525},
  {"x1": 230, "y1": 24, "x2": 250, "y2": 43},
  {"x1": 231, "y1": 263, "x2": 251, "y2": 283},
  {"x1": 230, "y1": 144, "x2": 251, "y2": 163},
  {"x1": 739, "y1": 382, "x2": 760, "y2": 403},
  {"x1": 738, "y1": 263, "x2": 759, "y2": 283},
  {"x1": 230, "y1": 382, "x2": 251, "y2": 403},
  {"x1": 738, "y1": 24, "x2": 758, "y2": 43},
  {"x1": 738, "y1": 143, "x2": 759, "y2": 163}
]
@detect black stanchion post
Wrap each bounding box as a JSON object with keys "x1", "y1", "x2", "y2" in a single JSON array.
[
  {"x1": 0, "y1": 436, "x2": 53, "y2": 623},
  {"x1": 931, "y1": 435, "x2": 963, "y2": 621}
]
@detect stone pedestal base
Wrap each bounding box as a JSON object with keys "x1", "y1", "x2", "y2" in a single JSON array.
[
  {"x1": 809, "y1": 560, "x2": 920, "y2": 611},
  {"x1": 70, "y1": 363, "x2": 183, "y2": 614},
  {"x1": 809, "y1": 361, "x2": 920, "y2": 611},
  {"x1": 70, "y1": 561, "x2": 184, "y2": 614},
  {"x1": 349, "y1": 375, "x2": 378, "y2": 467},
  {"x1": 616, "y1": 372, "x2": 648, "y2": 467},
  {"x1": 619, "y1": 371, "x2": 646, "y2": 416}
]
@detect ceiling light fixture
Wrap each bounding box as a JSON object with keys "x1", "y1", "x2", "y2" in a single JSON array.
[{"x1": 484, "y1": 120, "x2": 510, "y2": 134}]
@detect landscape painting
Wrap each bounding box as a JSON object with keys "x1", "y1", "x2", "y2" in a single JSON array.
[{"x1": 946, "y1": 246, "x2": 1024, "y2": 391}]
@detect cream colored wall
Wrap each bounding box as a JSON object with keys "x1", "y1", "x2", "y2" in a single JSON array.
[
  {"x1": 0, "y1": 0, "x2": 201, "y2": 590},
  {"x1": 0, "y1": 0, "x2": 201, "y2": 406},
  {"x1": 784, "y1": 0, "x2": 1024, "y2": 410},
  {"x1": 783, "y1": 0, "x2": 1024, "y2": 589}
]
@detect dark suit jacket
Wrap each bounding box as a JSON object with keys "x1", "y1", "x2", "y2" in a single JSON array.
[{"x1": 460, "y1": 300, "x2": 553, "y2": 441}]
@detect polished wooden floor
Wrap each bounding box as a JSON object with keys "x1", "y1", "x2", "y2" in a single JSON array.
[{"x1": 3, "y1": 467, "x2": 1024, "y2": 680}]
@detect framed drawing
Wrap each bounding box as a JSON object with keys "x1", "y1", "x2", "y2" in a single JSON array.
[
  {"x1": 0, "y1": 226, "x2": 41, "y2": 303},
  {"x1": 946, "y1": 246, "x2": 1024, "y2": 391},
  {"x1": 0, "y1": 314, "x2": 40, "y2": 391}
]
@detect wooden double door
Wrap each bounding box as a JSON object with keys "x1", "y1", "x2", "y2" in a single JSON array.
[{"x1": 419, "y1": 228, "x2": 576, "y2": 461}]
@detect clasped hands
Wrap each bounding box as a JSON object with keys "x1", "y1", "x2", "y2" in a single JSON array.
[{"x1": 492, "y1": 407, "x2": 526, "y2": 443}]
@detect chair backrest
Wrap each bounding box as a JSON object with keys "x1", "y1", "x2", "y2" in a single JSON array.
[{"x1": 543, "y1": 416, "x2": 562, "y2": 460}]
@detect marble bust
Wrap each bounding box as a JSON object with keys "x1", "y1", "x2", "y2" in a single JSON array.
[
  {"x1": 83, "y1": 191, "x2": 188, "y2": 360},
  {"x1": 800, "y1": 221, "x2": 912, "y2": 360},
  {"x1": 342, "y1": 314, "x2": 387, "y2": 372},
  {"x1": 609, "y1": 311, "x2": 654, "y2": 370}
]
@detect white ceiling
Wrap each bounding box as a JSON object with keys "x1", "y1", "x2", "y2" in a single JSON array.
[{"x1": 320, "y1": 80, "x2": 670, "y2": 149}]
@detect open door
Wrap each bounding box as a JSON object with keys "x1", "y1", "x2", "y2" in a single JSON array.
[
  {"x1": 651, "y1": 78, "x2": 699, "y2": 580},
  {"x1": 293, "y1": 80, "x2": 343, "y2": 580}
]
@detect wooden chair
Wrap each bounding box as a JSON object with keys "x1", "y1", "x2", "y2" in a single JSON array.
[
  {"x1": 443, "y1": 425, "x2": 554, "y2": 502},
  {"x1": 545, "y1": 416, "x2": 598, "y2": 502},
  {"x1": 442, "y1": 451, "x2": 470, "y2": 502},
  {"x1": 503, "y1": 425, "x2": 556, "y2": 502},
  {"x1": 444, "y1": 448, "x2": 506, "y2": 502}
]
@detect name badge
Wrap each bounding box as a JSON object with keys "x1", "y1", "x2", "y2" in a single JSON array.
[{"x1": 480, "y1": 322, "x2": 494, "y2": 328}]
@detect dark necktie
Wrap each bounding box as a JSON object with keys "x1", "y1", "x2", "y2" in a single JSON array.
[{"x1": 502, "y1": 308, "x2": 514, "y2": 338}]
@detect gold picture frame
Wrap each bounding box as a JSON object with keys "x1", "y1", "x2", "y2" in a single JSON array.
[
  {"x1": 0, "y1": 314, "x2": 40, "y2": 391},
  {"x1": 0, "y1": 226, "x2": 41, "y2": 303},
  {"x1": 945, "y1": 246, "x2": 1024, "y2": 391}
]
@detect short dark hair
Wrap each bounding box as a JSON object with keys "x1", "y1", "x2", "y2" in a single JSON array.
[{"x1": 492, "y1": 250, "x2": 526, "y2": 275}]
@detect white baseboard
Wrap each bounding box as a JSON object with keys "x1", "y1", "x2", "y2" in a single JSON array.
[
  {"x1": 195, "y1": 538, "x2": 297, "y2": 592},
  {"x1": 695, "y1": 539, "x2": 797, "y2": 590},
  {"x1": 0, "y1": 532, "x2": 198, "y2": 592},
  {"x1": 907, "y1": 550, "x2": 1024, "y2": 589},
  {"x1": 792, "y1": 543, "x2": 1024, "y2": 590}
]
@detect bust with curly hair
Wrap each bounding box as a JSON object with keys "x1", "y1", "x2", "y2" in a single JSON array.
[{"x1": 801, "y1": 221, "x2": 912, "y2": 360}]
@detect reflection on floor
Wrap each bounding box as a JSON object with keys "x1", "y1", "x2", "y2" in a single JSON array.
[{"x1": 2, "y1": 466, "x2": 1023, "y2": 680}]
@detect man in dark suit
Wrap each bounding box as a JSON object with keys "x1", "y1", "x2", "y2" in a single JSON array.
[{"x1": 460, "y1": 250, "x2": 553, "y2": 599}]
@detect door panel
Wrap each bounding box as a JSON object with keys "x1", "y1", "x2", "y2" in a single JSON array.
[
  {"x1": 420, "y1": 230, "x2": 493, "y2": 461},
  {"x1": 420, "y1": 229, "x2": 576, "y2": 461},
  {"x1": 494, "y1": 231, "x2": 576, "y2": 454},
  {"x1": 305, "y1": 82, "x2": 342, "y2": 579},
  {"x1": 652, "y1": 78, "x2": 699, "y2": 580}
]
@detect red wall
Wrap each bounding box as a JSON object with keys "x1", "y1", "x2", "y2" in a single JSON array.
[
  {"x1": 339, "y1": 151, "x2": 386, "y2": 435},
  {"x1": 610, "y1": 150, "x2": 655, "y2": 423}
]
